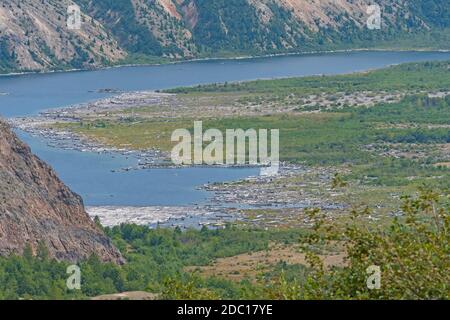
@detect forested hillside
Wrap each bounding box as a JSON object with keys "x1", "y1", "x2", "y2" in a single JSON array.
[{"x1": 0, "y1": 0, "x2": 449, "y2": 73}]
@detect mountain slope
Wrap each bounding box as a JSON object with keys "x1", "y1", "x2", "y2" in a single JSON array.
[
  {"x1": 0, "y1": 119, "x2": 123, "y2": 263},
  {"x1": 1, "y1": 0, "x2": 449, "y2": 73},
  {"x1": 0, "y1": 0, "x2": 125, "y2": 72}
]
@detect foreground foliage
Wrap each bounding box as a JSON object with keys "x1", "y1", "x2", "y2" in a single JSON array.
[
  {"x1": 0, "y1": 227, "x2": 300, "y2": 299},
  {"x1": 265, "y1": 188, "x2": 449, "y2": 299},
  {"x1": 0, "y1": 188, "x2": 447, "y2": 300}
]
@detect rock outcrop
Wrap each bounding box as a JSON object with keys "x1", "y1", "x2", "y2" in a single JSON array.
[{"x1": 0, "y1": 119, "x2": 123, "y2": 263}]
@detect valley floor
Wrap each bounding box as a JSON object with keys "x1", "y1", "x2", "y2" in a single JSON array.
[
  {"x1": 9, "y1": 60, "x2": 450, "y2": 229},
  {"x1": 1, "y1": 60, "x2": 449, "y2": 300}
]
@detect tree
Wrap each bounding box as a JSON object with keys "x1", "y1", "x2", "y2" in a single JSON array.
[{"x1": 267, "y1": 187, "x2": 449, "y2": 299}]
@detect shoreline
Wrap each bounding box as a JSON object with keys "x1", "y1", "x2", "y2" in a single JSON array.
[
  {"x1": 9, "y1": 116, "x2": 271, "y2": 171},
  {"x1": 12, "y1": 116, "x2": 339, "y2": 229},
  {"x1": 1, "y1": 47, "x2": 449, "y2": 78},
  {"x1": 9, "y1": 115, "x2": 276, "y2": 173},
  {"x1": 4, "y1": 53, "x2": 443, "y2": 229},
  {"x1": 9, "y1": 116, "x2": 171, "y2": 169},
  {"x1": 85, "y1": 162, "x2": 346, "y2": 229}
]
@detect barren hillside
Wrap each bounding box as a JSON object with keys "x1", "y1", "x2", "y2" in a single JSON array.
[{"x1": 0, "y1": 0, "x2": 448, "y2": 73}]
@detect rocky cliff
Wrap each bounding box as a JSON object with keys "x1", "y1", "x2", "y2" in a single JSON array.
[{"x1": 0, "y1": 119, "x2": 123, "y2": 263}]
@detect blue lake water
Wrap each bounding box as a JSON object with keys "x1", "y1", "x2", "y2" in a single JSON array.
[
  {"x1": 1, "y1": 51, "x2": 449, "y2": 206},
  {"x1": 16, "y1": 131, "x2": 257, "y2": 206}
]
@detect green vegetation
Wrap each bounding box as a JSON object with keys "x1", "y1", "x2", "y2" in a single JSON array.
[
  {"x1": 0, "y1": 188, "x2": 447, "y2": 300},
  {"x1": 0, "y1": 37, "x2": 17, "y2": 72},
  {"x1": 0, "y1": 226, "x2": 303, "y2": 299},
  {"x1": 49, "y1": 61, "x2": 449, "y2": 205},
  {"x1": 77, "y1": 0, "x2": 164, "y2": 56},
  {"x1": 53, "y1": 61, "x2": 450, "y2": 192},
  {"x1": 407, "y1": 0, "x2": 450, "y2": 28},
  {"x1": 3, "y1": 59, "x2": 448, "y2": 299},
  {"x1": 267, "y1": 188, "x2": 449, "y2": 299},
  {"x1": 166, "y1": 60, "x2": 450, "y2": 94},
  {"x1": 59, "y1": 93, "x2": 450, "y2": 189},
  {"x1": 192, "y1": 0, "x2": 306, "y2": 55},
  {"x1": 83, "y1": 0, "x2": 450, "y2": 59}
]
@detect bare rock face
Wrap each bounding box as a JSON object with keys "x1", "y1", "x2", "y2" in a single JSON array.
[
  {"x1": 0, "y1": 0, "x2": 125, "y2": 72},
  {"x1": 0, "y1": 119, "x2": 123, "y2": 264}
]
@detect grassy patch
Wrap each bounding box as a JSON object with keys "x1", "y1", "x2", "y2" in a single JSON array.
[
  {"x1": 53, "y1": 94, "x2": 450, "y2": 189},
  {"x1": 164, "y1": 60, "x2": 450, "y2": 95}
]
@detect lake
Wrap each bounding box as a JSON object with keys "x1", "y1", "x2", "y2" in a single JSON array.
[{"x1": 1, "y1": 51, "x2": 449, "y2": 206}]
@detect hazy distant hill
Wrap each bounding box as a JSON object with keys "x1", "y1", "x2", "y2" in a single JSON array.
[{"x1": 0, "y1": 0, "x2": 449, "y2": 73}]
